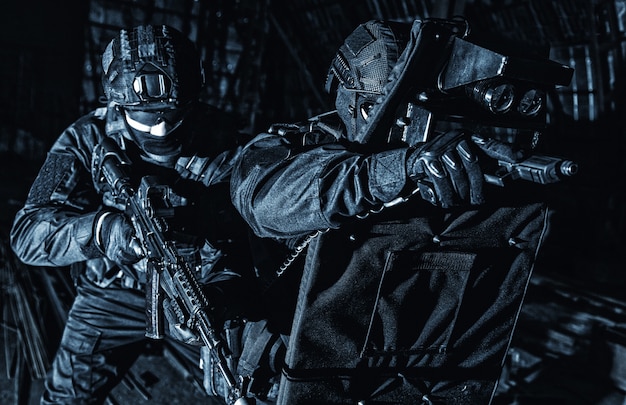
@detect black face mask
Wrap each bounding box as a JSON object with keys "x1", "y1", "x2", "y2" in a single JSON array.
[
  {"x1": 131, "y1": 129, "x2": 182, "y2": 155},
  {"x1": 121, "y1": 104, "x2": 193, "y2": 165},
  {"x1": 123, "y1": 114, "x2": 186, "y2": 166}
]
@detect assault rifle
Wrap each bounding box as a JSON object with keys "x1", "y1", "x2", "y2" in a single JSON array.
[
  {"x1": 351, "y1": 17, "x2": 578, "y2": 187},
  {"x1": 95, "y1": 137, "x2": 251, "y2": 405}
]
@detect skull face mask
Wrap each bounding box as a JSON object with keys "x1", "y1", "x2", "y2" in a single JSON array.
[{"x1": 325, "y1": 20, "x2": 409, "y2": 143}]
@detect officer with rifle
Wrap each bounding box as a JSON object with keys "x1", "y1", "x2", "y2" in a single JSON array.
[
  {"x1": 230, "y1": 18, "x2": 576, "y2": 404},
  {"x1": 11, "y1": 25, "x2": 259, "y2": 405}
]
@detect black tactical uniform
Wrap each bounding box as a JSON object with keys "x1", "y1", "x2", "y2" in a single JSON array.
[{"x1": 11, "y1": 25, "x2": 255, "y2": 405}]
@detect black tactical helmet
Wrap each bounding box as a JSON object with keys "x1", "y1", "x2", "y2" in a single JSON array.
[
  {"x1": 325, "y1": 20, "x2": 410, "y2": 141},
  {"x1": 101, "y1": 25, "x2": 203, "y2": 108}
]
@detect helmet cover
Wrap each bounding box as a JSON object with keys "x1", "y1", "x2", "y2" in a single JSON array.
[
  {"x1": 325, "y1": 20, "x2": 410, "y2": 141},
  {"x1": 101, "y1": 25, "x2": 202, "y2": 107}
]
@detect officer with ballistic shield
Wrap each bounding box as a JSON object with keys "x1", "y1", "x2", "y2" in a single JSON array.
[{"x1": 230, "y1": 18, "x2": 575, "y2": 404}]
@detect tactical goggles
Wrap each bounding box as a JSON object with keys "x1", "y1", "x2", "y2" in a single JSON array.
[{"x1": 122, "y1": 103, "x2": 192, "y2": 127}]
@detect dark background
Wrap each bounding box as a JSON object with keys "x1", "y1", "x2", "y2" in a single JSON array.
[{"x1": 1, "y1": 0, "x2": 625, "y2": 404}]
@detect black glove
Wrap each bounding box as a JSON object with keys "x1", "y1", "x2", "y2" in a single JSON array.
[
  {"x1": 93, "y1": 210, "x2": 144, "y2": 265},
  {"x1": 406, "y1": 129, "x2": 484, "y2": 208},
  {"x1": 163, "y1": 297, "x2": 202, "y2": 346}
]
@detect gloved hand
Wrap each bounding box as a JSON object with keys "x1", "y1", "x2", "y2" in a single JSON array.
[
  {"x1": 406, "y1": 129, "x2": 485, "y2": 208},
  {"x1": 94, "y1": 210, "x2": 144, "y2": 265}
]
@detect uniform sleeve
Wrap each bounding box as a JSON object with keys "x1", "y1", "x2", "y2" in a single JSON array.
[
  {"x1": 230, "y1": 132, "x2": 410, "y2": 239},
  {"x1": 10, "y1": 119, "x2": 105, "y2": 267}
]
